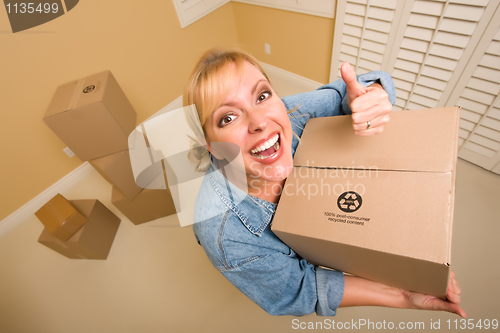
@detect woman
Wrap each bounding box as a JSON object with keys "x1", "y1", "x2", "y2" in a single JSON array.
[{"x1": 184, "y1": 48, "x2": 465, "y2": 318}]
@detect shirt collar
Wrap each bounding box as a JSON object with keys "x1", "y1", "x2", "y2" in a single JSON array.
[{"x1": 207, "y1": 161, "x2": 276, "y2": 237}]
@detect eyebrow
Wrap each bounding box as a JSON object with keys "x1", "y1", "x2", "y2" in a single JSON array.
[
  {"x1": 215, "y1": 79, "x2": 269, "y2": 111},
  {"x1": 252, "y1": 79, "x2": 268, "y2": 95}
]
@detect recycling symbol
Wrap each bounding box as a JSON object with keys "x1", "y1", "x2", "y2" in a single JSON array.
[
  {"x1": 83, "y1": 85, "x2": 95, "y2": 93},
  {"x1": 337, "y1": 191, "x2": 362, "y2": 213}
]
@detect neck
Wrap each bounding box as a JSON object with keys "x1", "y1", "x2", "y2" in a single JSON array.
[
  {"x1": 214, "y1": 159, "x2": 286, "y2": 204},
  {"x1": 247, "y1": 177, "x2": 285, "y2": 204}
]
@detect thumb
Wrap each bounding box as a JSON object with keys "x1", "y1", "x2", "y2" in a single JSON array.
[{"x1": 341, "y1": 62, "x2": 366, "y2": 104}]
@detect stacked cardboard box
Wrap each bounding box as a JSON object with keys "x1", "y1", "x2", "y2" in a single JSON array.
[
  {"x1": 90, "y1": 149, "x2": 177, "y2": 225},
  {"x1": 43, "y1": 70, "x2": 136, "y2": 161},
  {"x1": 43, "y1": 70, "x2": 177, "y2": 225},
  {"x1": 36, "y1": 194, "x2": 120, "y2": 259},
  {"x1": 89, "y1": 150, "x2": 142, "y2": 200},
  {"x1": 111, "y1": 187, "x2": 177, "y2": 225},
  {"x1": 110, "y1": 187, "x2": 176, "y2": 225}
]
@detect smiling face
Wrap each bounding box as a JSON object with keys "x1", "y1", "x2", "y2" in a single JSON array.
[{"x1": 203, "y1": 61, "x2": 294, "y2": 195}]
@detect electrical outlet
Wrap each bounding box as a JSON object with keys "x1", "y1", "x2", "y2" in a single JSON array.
[
  {"x1": 63, "y1": 147, "x2": 75, "y2": 158},
  {"x1": 265, "y1": 43, "x2": 271, "y2": 55}
]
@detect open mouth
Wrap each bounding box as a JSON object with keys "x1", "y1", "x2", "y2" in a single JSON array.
[{"x1": 250, "y1": 133, "x2": 281, "y2": 160}]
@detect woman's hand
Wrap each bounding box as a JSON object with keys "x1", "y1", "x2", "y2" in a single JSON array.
[
  {"x1": 402, "y1": 271, "x2": 467, "y2": 318},
  {"x1": 340, "y1": 271, "x2": 466, "y2": 318},
  {"x1": 341, "y1": 62, "x2": 392, "y2": 136}
]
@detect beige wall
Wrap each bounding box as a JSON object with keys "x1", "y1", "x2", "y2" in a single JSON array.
[
  {"x1": 0, "y1": 1, "x2": 334, "y2": 222},
  {"x1": 0, "y1": 0, "x2": 238, "y2": 221},
  {"x1": 233, "y1": 2, "x2": 334, "y2": 84}
]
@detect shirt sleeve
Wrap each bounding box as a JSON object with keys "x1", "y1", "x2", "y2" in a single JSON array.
[
  {"x1": 315, "y1": 267, "x2": 345, "y2": 316},
  {"x1": 282, "y1": 71, "x2": 396, "y2": 150},
  {"x1": 220, "y1": 247, "x2": 345, "y2": 317}
]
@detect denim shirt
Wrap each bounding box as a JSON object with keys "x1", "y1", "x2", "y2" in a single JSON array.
[{"x1": 193, "y1": 72, "x2": 396, "y2": 316}]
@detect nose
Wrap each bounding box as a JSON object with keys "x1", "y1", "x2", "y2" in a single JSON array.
[{"x1": 247, "y1": 109, "x2": 268, "y2": 133}]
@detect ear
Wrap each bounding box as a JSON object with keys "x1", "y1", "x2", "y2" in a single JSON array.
[
  {"x1": 193, "y1": 134, "x2": 207, "y2": 148},
  {"x1": 206, "y1": 141, "x2": 224, "y2": 160}
]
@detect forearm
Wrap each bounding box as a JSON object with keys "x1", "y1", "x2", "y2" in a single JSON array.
[{"x1": 339, "y1": 275, "x2": 409, "y2": 309}]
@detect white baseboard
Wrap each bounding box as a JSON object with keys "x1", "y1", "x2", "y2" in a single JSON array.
[
  {"x1": 261, "y1": 62, "x2": 323, "y2": 96},
  {"x1": 0, "y1": 64, "x2": 317, "y2": 238},
  {"x1": 0, "y1": 162, "x2": 94, "y2": 238}
]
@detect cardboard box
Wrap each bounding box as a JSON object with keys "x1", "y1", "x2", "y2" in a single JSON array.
[
  {"x1": 111, "y1": 187, "x2": 177, "y2": 225},
  {"x1": 272, "y1": 107, "x2": 460, "y2": 298},
  {"x1": 38, "y1": 199, "x2": 121, "y2": 259},
  {"x1": 90, "y1": 149, "x2": 142, "y2": 200},
  {"x1": 43, "y1": 70, "x2": 137, "y2": 161},
  {"x1": 35, "y1": 193, "x2": 88, "y2": 241}
]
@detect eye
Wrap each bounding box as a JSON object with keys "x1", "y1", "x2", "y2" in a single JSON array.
[
  {"x1": 219, "y1": 113, "x2": 237, "y2": 127},
  {"x1": 257, "y1": 90, "x2": 272, "y2": 103}
]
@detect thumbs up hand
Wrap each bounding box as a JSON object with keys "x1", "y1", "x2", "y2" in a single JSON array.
[{"x1": 341, "y1": 62, "x2": 392, "y2": 136}]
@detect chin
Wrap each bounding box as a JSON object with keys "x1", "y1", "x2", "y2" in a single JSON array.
[
  {"x1": 255, "y1": 155, "x2": 293, "y2": 182},
  {"x1": 246, "y1": 132, "x2": 294, "y2": 182}
]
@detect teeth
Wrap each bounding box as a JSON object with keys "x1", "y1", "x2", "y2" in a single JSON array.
[
  {"x1": 251, "y1": 134, "x2": 279, "y2": 154},
  {"x1": 250, "y1": 135, "x2": 281, "y2": 159}
]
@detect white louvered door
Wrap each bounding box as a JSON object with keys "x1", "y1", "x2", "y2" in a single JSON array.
[{"x1": 330, "y1": 0, "x2": 500, "y2": 174}]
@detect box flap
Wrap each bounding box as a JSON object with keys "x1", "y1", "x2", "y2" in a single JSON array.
[
  {"x1": 44, "y1": 71, "x2": 110, "y2": 119},
  {"x1": 35, "y1": 194, "x2": 88, "y2": 240},
  {"x1": 294, "y1": 107, "x2": 460, "y2": 173},
  {"x1": 70, "y1": 199, "x2": 121, "y2": 257},
  {"x1": 35, "y1": 194, "x2": 80, "y2": 231},
  {"x1": 44, "y1": 79, "x2": 82, "y2": 118}
]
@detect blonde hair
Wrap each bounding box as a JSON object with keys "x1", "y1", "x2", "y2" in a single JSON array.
[{"x1": 183, "y1": 48, "x2": 270, "y2": 130}]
